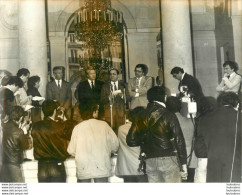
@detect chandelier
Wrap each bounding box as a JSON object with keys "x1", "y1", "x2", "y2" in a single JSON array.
[{"x1": 74, "y1": 0, "x2": 123, "y2": 72}]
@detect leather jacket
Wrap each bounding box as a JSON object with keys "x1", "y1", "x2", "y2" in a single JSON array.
[
  {"x1": 126, "y1": 102, "x2": 187, "y2": 165},
  {"x1": 2, "y1": 121, "x2": 30, "y2": 164},
  {"x1": 32, "y1": 118, "x2": 75, "y2": 161}
]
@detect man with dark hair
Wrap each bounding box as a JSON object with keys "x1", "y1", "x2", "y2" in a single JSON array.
[
  {"x1": 46, "y1": 66, "x2": 72, "y2": 119},
  {"x1": 100, "y1": 68, "x2": 129, "y2": 133},
  {"x1": 75, "y1": 66, "x2": 104, "y2": 110},
  {"x1": 127, "y1": 86, "x2": 187, "y2": 182},
  {"x1": 195, "y1": 92, "x2": 241, "y2": 182},
  {"x1": 170, "y1": 66, "x2": 204, "y2": 101},
  {"x1": 0, "y1": 76, "x2": 23, "y2": 118},
  {"x1": 68, "y1": 102, "x2": 119, "y2": 183},
  {"x1": 15, "y1": 68, "x2": 32, "y2": 108},
  {"x1": 128, "y1": 64, "x2": 152, "y2": 109},
  {"x1": 32, "y1": 100, "x2": 74, "y2": 183},
  {"x1": 1, "y1": 106, "x2": 32, "y2": 182},
  {"x1": 216, "y1": 61, "x2": 241, "y2": 94}
]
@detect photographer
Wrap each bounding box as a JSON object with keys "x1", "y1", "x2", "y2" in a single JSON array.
[
  {"x1": 32, "y1": 100, "x2": 76, "y2": 183},
  {"x1": 0, "y1": 106, "x2": 32, "y2": 182}
]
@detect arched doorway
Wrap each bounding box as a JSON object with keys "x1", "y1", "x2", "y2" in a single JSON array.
[{"x1": 64, "y1": 5, "x2": 127, "y2": 105}]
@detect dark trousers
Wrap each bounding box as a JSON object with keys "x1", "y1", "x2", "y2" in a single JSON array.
[
  {"x1": 38, "y1": 160, "x2": 66, "y2": 183},
  {"x1": 77, "y1": 177, "x2": 109, "y2": 183},
  {"x1": 123, "y1": 175, "x2": 148, "y2": 183}
]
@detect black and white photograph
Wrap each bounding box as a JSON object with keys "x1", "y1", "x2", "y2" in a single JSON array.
[{"x1": 0, "y1": 0, "x2": 241, "y2": 194}]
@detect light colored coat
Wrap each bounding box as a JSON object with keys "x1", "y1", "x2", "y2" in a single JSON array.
[
  {"x1": 128, "y1": 76, "x2": 152, "y2": 109},
  {"x1": 115, "y1": 122, "x2": 142, "y2": 176},
  {"x1": 216, "y1": 72, "x2": 241, "y2": 94},
  {"x1": 67, "y1": 119, "x2": 119, "y2": 180}
]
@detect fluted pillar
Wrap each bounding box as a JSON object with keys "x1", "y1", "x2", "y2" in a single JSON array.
[
  {"x1": 19, "y1": 0, "x2": 48, "y2": 96},
  {"x1": 161, "y1": 0, "x2": 193, "y2": 94},
  {"x1": 231, "y1": 0, "x2": 242, "y2": 75}
]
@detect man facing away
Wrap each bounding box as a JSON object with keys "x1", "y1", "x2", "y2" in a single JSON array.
[
  {"x1": 195, "y1": 92, "x2": 241, "y2": 182},
  {"x1": 216, "y1": 61, "x2": 241, "y2": 94},
  {"x1": 46, "y1": 66, "x2": 72, "y2": 119},
  {"x1": 67, "y1": 103, "x2": 119, "y2": 183},
  {"x1": 127, "y1": 86, "x2": 187, "y2": 183},
  {"x1": 128, "y1": 64, "x2": 152, "y2": 109},
  {"x1": 100, "y1": 68, "x2": 129, "y2": 133},
  {"x1": 32, "y1": 100, "x2": 74, "y2": 183}
]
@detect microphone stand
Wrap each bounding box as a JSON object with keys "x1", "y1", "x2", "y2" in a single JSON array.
[{"x1": 109, "y1": 88, "x2": 114, "y2": 128}]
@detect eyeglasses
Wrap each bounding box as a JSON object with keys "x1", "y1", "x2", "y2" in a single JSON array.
[
  {"x1": 172, "y1": 74, "x2": 177, "y2": 78},
  {"x1": 135, "y1": 70, "x2": 143, "y2": 73}
]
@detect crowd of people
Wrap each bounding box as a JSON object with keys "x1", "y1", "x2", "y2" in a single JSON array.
[{"x1": 0, "y1": 60, "x2": 241, "y2": 183}]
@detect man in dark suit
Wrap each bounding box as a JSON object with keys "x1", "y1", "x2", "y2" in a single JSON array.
[
  {"x1": 171, "y1": 67, "x2": 204, "y2": 102},
  {"x1": 100, "y1": 68, "x2": 129, "y2": 133},
  {"x1": 75, "y1": 66, "x2": 103, "y2": 111},
  {"x1": 46, "y1": 66, "x2": 72, "y2": 119}
]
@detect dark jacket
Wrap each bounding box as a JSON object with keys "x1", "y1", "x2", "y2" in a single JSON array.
[
  {"x1": 27, "y1": 87, "x2": 42, "y2": 107},
  {"x1": 2, "y1": 121, "x2": 30, "y2": 165},
  {"x1": 32, "y1": 118, "x2": 75, "y2": 161},
  {"x1": 179, "y1": 73, "x2": 204, "y2": 100},
  {"x1": 195, "y1": 106, "x2": 241, "y2": 182},
  {"x1": 126, "y1": 102, "x2": 187, "y2": 165},
  {"x1": 75, "y1": 80, "x2": 104, "y2": 106}
]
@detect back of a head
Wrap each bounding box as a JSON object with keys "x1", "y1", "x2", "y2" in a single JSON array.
[
  {"x1": 42, "y1": 100, "x2": 58, "y2": 118},
  {"x1": 217, "y1": 92, "x2": 240, "y2": 108},
  {"x1": 170, "y1": 67, "x2": 184, "y2": 74},
  {"x1": 6, "y1": 76, "x2": 23, "y2": 88},
  {"x1": 79, "y1": 102, "x2": 99, "y2": 120},
  {"x1": 166, "y1": 96, "x2": 181, "y2": 113},
  {"x1": 16, "y1": 68, "x2": 30, "y2": 78},
  {"x1": 128, "y1": 106, "x2": 145, "y2": 122},
  {"x1": 147, "y1": 86, "x2": 166, "y2": 103},
  {"x1": 9, "y1": 106, "x2": 27, "y2": 122}
]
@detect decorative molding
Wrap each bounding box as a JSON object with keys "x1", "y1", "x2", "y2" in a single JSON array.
[{"x1": 0, "y1": 2, "x2": 18, "y2": 30}]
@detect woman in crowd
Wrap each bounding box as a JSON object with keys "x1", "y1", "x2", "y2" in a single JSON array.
[{"x1": 27, "y1": 76, "x2": 44, "y2": 122}]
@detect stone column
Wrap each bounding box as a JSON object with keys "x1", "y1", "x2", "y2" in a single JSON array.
[
  {"x1": 231, "y1": 0, "x2": 242, "y2": 75},
  {"x1": 19, "y1": 0, "x2": 48, "y2": 96},
  {"x1": 161, "y1": 0, "x2": 193, "y2": 94}
]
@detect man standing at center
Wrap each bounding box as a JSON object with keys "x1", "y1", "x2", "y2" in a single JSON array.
[
  {"x1": 101, "y1": 68, "x2": 129, "y2": 133},
  {"x1": 128, "y1": 64, "x2": 152, "y2": 109},
  {"x1": 75, "y1": 66, "x2": 103, "y2": 112}
]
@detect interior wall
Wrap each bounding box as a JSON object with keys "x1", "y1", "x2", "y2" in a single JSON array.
[{"x1": 0, "y1": 0, "x2": 19, "y2": 75}]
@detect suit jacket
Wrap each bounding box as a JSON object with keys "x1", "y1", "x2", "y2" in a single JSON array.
[
  {"x1": 178, "y1": 73, "x2": 204, "y2": 100},
  {"x1": 100, "y1": 81, "x2": 129, "y2": 126},
  {"x1": 128, "y1": 76, "x2": 152, "y2": 109},
  {"x1": 195, "y1": 106, "x2": 241, "y2": 182},
  {"x1": 75, "y1": 79, "x2": 104, "y2": 106},
  {"x1": 46, "y1": 80, "x2": 72, "y2": 110},
  {"x1": 216, "y1": 72, "x2": 241, "y2": 94}
]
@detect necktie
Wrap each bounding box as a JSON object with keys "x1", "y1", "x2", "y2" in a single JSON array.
[
  {"x1": 136, "y1": 78, "x2": 139, "y2": 89},
  {"x1": 58, "y1": 80, "x2": 61, "y2": 88},
  {"x1": 113, "y1": 82, "x2": 117, "y2": 91},
  {"x1": 91, "y1": 81, "x2": 94, "y2": 89},
  {"x1": 227, "y1": 75, "x2": 230, "y2": 79}
]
